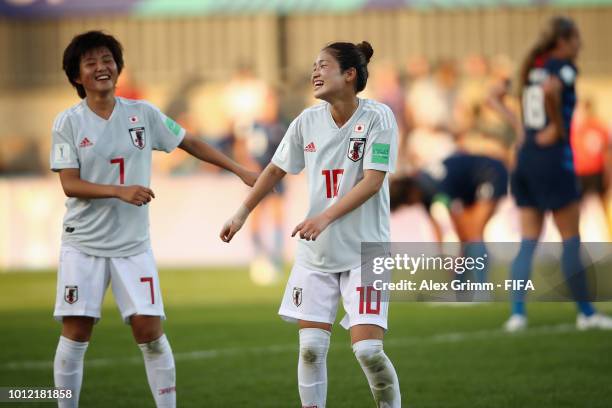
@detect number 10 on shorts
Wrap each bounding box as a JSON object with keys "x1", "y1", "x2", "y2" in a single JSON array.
[{"x1": 357, "y1": 286, "x2": 381, "y2": 315}]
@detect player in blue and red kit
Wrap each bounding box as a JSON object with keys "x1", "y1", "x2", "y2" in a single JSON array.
[{"x1": 505, "y1": 16, "x2": 612, "y2": 331}]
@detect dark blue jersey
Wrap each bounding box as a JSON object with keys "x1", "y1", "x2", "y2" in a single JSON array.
[
  {"x1": 514, "y1": 57, "x2": 580, "y2": 210},
  {"x1": 523, "y1": 57, "x2": 577, "y2": 146}
]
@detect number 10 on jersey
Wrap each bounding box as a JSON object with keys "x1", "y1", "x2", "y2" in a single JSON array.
[{"x1": 322, "y1": 169, "x2": 344, "y2": 198}]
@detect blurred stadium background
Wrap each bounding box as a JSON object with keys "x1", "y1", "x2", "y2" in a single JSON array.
[
  {"x1": 2, "y1": 0, "x2": 612, "y2": 269},
  {"x1": 1, "y1": 1, "x2": 611, "y2": 407}
]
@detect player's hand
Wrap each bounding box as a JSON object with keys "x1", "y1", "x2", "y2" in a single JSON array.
[
  {"x1": 240, "y1": 170, "x2": 259, "y2": 187},
  {"x1": 220, "y1": 205, "x2": 250, "y2": 243},
  {"x1": 535, "y1": 123, "x2": 561, "y2": 147},
  {"x1": 115, "y1": 185, "x2": 155, "y2": 206},
  {"x1": 291, "y1": 214, "x2": 331, "y2": 241}
]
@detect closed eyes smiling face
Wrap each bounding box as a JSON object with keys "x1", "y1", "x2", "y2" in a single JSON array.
[
  {"x1": 76, "y1": 46, "x2": 118, "y2": 96},
  {"x1": 311, "y1": 50, "x2": 346, "y2": 100}
]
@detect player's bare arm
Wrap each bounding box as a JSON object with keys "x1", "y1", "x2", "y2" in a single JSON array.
[
  {"x1": 220, "y1": 162, "x2": 286, "y2": 243},
  {"x1": 537, "y1": 76, "x2": 564, "y2": 146},
  {"x1": 292, "y1": 169, "x2": 385, "y2": 241},
  {"x1": 59, "y1": 168, "x2": 155, "y2": 206},
  {"x1": 178, "y1": 133, "x2": 259, "y2": 186}
]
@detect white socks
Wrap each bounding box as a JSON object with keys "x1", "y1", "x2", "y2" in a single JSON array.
[
  {"x1": 353, "y1": 339, "x2": 401, "y2": 408},
  {"x1": 54, "y1": 336, "x2": 88, "y2": 408},
  {"x1": 298, "y1": 328, "x2": 331, "y2": 408},
  {"x1": 138, "y1": 334, "x2": 176, "y2": 408}
]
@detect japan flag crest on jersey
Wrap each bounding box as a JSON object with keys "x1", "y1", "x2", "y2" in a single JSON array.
[
  {"x1": 129, "y1": 127, "x2": 146, "y2": 149},
  {"x1": 293, "y1": 287, "x2": 303, "y2": 307},
  {"x1": 348, "y1": 137, "x2": 366, "y2": 162},
  {"x1": 64, "y1": 286, "x2": 78, "y2": 304}
]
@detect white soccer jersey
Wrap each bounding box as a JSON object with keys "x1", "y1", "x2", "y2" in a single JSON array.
[
  {"x1": 272, "y1": 98, "x2": 398, "y2": 273},
  {"x1": 50, "y1": 97, "x2": 185, "y2": 257}
]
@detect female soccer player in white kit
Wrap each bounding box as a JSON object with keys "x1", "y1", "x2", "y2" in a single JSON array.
[
  {"x1": 221, "y1": 41, "x2": 401, "y2": 407},
  {"x1": 50, "y1": 31, "x2": 257, "y2": 408}
]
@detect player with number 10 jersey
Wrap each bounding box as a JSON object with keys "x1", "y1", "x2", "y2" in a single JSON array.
[
  {"x1": 221, "y1": 41, "x2": 401, "y2": 408},
  {"x1": 275, "y1": 96, "x2": 397, "y2": 273}
]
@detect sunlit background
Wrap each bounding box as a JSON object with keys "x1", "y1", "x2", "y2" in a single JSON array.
[{"x1": 1, "y1": 0, "x2": 611, "y2": 270}]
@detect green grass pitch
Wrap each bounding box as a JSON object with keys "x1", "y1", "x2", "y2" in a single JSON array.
[{"x1": 1, "y1": 268, "x2": 611, "y2": 407}]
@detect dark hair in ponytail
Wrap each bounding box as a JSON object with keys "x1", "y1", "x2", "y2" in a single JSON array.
[
  {"x1": 324, "y1": 41, "x2": 374, "y2": 93},
  {"x1": 519, "y1": 16, "x2": 577, "y2": 96}
]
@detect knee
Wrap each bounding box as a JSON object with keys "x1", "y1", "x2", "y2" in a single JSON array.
[
  {"x1": 131, "y1": 315, "x2": 163, "y2": 343},
  {"x1": 353, "y1": 341, "x2": 385, "y2": 370},
  {"x1": 353, "y1": 340, "x2": 398, "y2": 390},
  {"x1": 139, "y1": 335, "x2": 170, "y2": 355},
  {"x1": 299, "y1": 328, "x2": 331, "y2": 366},
  {"x1": 133, "y1": 327, "x2": 163, "y2": 344},
  {"x1": 61, "y1": 317, "x2": 94, "y2": 342},
  {"x1": 300, "y1": 345, "x2": 322, "y2": 364}
]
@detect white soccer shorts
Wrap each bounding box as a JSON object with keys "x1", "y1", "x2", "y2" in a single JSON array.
[
  {"x1": 279, "y1": 263, "x2": 390, "y2": 330},
  {"x1": 54, "y1": 245, "x2": 165, "y2": 324}
]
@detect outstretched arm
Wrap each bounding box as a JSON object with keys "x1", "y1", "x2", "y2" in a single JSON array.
[
  {"x1": 292, "y1": 169, "x2": 386, "y2": 241},
  {"x1": 220, "y1": 162, "x2": 287, "y2": 242},
  {"x1": 59, "y1": 168, "x2": 155, "y2": 206},
  {"x1": 178, "y1": 134, "x2": 258, "y2": 186}
]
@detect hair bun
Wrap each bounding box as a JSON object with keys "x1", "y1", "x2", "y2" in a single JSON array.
[{"x1": 356, "y1": 41, "x2": 374, "y2": 64}]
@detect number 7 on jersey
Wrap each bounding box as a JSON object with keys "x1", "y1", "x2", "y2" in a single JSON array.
[{"x1": 110, "y1": 157, "x2": 125, "y2": 185}]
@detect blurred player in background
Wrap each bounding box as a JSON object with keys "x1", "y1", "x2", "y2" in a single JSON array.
[
  {"x1": 505, "y1": 16, "x2": 612, "y2": 332},
  {"x1": 234, "y1": 87, "x2": 288, "y2": 284},
  {"x1": 571, "y1": 98, "x2": 612, "y2": 238},
  {"x1": 221, "y1": 41, "x2": 401, "y2": 407},
  {"x1": 50, "y1": 31, "x2": 257, "y2": 407},
  {"x1": 389, "y1": 153, "x2": 508, "y2": 291},
  {"x1": 391, "y1": 64, "x2": 516, "y2": 292}
]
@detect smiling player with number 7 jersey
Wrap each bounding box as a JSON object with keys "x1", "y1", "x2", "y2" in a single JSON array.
[
  {"x1": 52, "y1": 95, "x2": 183, "y2": 256},
  {"x1": 50, "y1": 31, "x2": 257, "y2": 408},
  {"x1": 221, "y1": 41, "x2": 401, "y2": 408}
]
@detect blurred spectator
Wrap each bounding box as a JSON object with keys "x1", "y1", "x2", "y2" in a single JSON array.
[
  {"x1": 370, "y1": 61, "x2": 408, "y2": 136},
  {"x1": 455, "y1": 54, "x2": 490, "y2": 134},
  {"x1": 0, "y1": 135, "x2": 45, "y2": 175},
  {"x1": 571, "y1": 98, "x2": 612, "y2": 236},
  {"x1": 225, "y1": 64, "x2": 269, "y2": 141},
  {"x1": 154, "y1": 74, "x2": 206, "y2": 175},
  {"x1": 161, "y1": 75, "x2": 235, "y2": 174},
  {"x1": 402, "y1": 57, "x2": 457, "y2": 173},
  {"x1": 462, "y1": 55, "x2": 520, "y2": 167},
  {"x1": 234, "y1": 87, "x2": 287, "y2": 280},
  {"x1": 115, "y1": 68, "x2": 145, "y2": 100},
  {"x1": 278, "y1": 73, "x2": 314, "y2": 121}
]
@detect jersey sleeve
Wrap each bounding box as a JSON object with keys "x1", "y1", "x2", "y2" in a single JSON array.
[
  {"x1": 363, "y1": 105, "x2": 398, "y2": 174},
  {"x1": 50, "y1": 113, "x2": 79, "y2": 172},
  {"x1": 546, "y1": 59, "x2": 577, "y2": 87},
  {"x1": 144, "y1": 102, "x2": 186, "y2": 153},
  {"x1": 271, "y1": 115, "x2": 305, "y2": 174}
]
